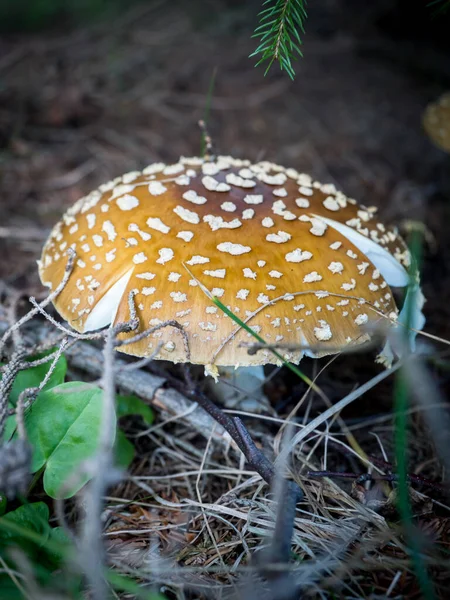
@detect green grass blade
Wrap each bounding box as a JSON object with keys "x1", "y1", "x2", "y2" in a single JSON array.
[
  {"x1": 394, "y1": 229, "x2": 436, "y2": 600},
  {"x1": 200, "y1": 67, "x2": 217, "y2": 157},
  {"x1": 211, "y1": 297, "x2": 322, "y2": 394}
]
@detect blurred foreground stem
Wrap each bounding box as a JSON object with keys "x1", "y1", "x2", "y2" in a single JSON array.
[
  {"x1": 394, "y1": 374, "x2": 435, "y2": 599},
  {"x1": 394, "y1": 229, "x2": 436, "y2": 600}
]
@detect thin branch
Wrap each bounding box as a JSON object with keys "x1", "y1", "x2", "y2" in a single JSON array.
[
  {"x1": 0, "y1": 248, "x2": 76, "y2": 356},
  {"x1": 0, "y1": 303, "x2": 225, "y2": 444},
  {"x1": 14, "y1": 338, "x2": 69, "y2": 421},
  {"x1": 308, "y1": 470, "x2": 447, "y2": 493},
  {"x1": 79, "y1": 328, "x2": 117, "y2": 600},
  {"x1": 0, "y1": 347, "x2": 26, "y2": 437},
  {"x1": 275, "y1": 359, "x2": 405, "y2": 470},
  {"x1": 183, "y1": 365, "x2": 303, "y2": 566}
]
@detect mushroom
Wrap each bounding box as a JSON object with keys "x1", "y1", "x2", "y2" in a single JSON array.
[
  {"x1": 36, "y1": 155, "x2": 427, "y2": 563},
  {"x1": 423, "y1": 91, "x2": 450, "y2": 153},
  {"x1": 38, "y1": 155, "x2": 421, "y2": 394}
]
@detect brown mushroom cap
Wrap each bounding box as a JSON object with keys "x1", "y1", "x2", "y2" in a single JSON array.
[
  {"x1": 423, "y1": 92, "x2": 450, "y2": 153},
  {"x1": 39, "y1": 156, "x2": 410, "y2": 367}
]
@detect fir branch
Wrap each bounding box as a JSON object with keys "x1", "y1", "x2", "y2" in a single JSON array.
[
  {"x1": 428, "y1": 0, "x2": 450, "y2": 15},
  {"x1": 250, "y1": 0, "x2": 307, "y2": 80}
]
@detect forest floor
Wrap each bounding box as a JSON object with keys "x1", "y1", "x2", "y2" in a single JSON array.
[{"x1": 1, "y1": 0, "x2": 450, "y2": 598}]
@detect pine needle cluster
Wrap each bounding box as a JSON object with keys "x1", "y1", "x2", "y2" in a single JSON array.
[
  {"x1": 250, "y1": 0, "x2": 307, "y2": 80},
  {"x1": 429, "y1": 0, "x2": 450, "y2": 15}
]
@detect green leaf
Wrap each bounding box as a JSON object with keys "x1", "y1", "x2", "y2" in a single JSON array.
[
  {"x1": 0, "y1": 495, "x2": 7, "y2": 516},
  {"x1": 115, "y1": 393, "x2": 153, "y2": 470},
  {"x1": 0, "y1": 502, "x2": 50, "y2": 543},
  {"x1": 0, "y1": 576, "x2": 25, "y2": 600},
  {"x1": 0, "y1": 502, "x2": 76, "y2": 598},
  {"x1": 107, "y1": 569, "x2": 168, "y2": 599},
  {"x1": 114, "y1": 429, "x2": 135, "y2": 469},
  {"x1": 0, "y1": 506, "x2": 71, "y2": 559},
  {"x1": 46, "y1": 526, "x2": 71, "y2": 561},
  {"x1": 2, "y1": 411, "x2": 17, "y2": 442},
  {"x1": 9, "y1": 352, "x2": 67, "y2": 406},
  {"x1": 116, "y1": 394, "x2": 154, "y2": 425},
  {"x1": 23, "y1": 382, "x2": 115, "y2": 499},
  {"x1": 1, "y1": 351, "x2": 67, "y2": 442}
]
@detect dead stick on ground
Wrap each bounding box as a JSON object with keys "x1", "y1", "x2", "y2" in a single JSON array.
[{"x1": 0, "y1": 304, "x2": 226, "y2": 444}]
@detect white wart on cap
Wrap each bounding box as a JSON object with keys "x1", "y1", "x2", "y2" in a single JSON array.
[{"x1": 39, "y1": 156, "x2": 411, "y2": 366}]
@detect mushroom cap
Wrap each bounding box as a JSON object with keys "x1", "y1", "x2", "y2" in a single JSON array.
[
  {"x1": 423, "y1": 92, "x2": 450, "y2": 153},
  {"x1": 39, "y1": 156, "x2": 410, "y2": 367}
]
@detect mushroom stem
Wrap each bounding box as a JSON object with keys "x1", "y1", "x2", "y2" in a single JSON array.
[
  {"x1": 205, "y1": 365, "x2": 270, "y2": 412},
  {"x1": 183, "y1": 364, "x2": 302, "y2": 564}
]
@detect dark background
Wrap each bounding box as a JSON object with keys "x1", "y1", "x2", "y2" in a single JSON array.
[{"x1": 1, "y1": 0, "x2": 450, "y2": 342}]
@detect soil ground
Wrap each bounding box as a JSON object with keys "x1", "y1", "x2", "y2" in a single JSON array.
[{"x1": 1, "y1": 0, "x2": 450, "y2": 414}]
